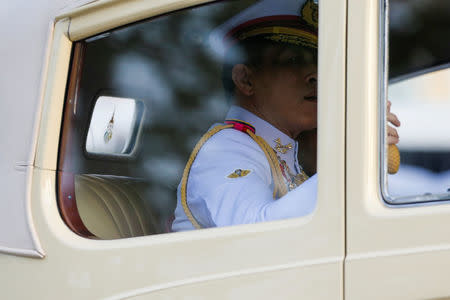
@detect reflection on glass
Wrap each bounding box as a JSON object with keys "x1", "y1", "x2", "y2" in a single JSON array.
[
  {"x1": 60, "y1": 0, "x2": 321, "y2": 237},
  {"x1": 388, "y1": 68, "x2": 450, "y2": 198},
  {"x1": 60, "y1": 0, "x2": 258, "y2": 237}
]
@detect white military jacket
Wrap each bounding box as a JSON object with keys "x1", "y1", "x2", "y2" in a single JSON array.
[{"x1": 172, "y1": 105, "x2": 317, "y2": 231}]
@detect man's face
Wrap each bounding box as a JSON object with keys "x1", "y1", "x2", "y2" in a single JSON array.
[{"x1": 250, "y1": 45, "x2": 317, "y2": 139}]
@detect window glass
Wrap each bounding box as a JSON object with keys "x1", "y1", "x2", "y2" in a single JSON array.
[
  {"x1": 59, "y1": 0, "x2": 320, "y2": 239},
  {"x1": 384, "y1": 0, "x2": 450, "y2": 203}
]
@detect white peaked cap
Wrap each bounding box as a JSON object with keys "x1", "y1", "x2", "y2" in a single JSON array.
[{"x1": 210, "y1": 0, "x2": 318, "y2": 58}]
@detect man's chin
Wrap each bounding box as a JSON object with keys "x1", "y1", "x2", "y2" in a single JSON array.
[
  {"x1": 295, "y1": 127, "x2": 317, "y2": 140},
  {"x1": 303, "y1": 96, "x2": 317, "y2": 103}
]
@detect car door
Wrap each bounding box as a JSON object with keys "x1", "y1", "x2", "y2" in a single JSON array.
[
  {"x1": 1, "y1": 0, "x2": 346, "y2": 299},
  {"x1": 346, "y1": 0, "x2": 450, "y2": 299}
]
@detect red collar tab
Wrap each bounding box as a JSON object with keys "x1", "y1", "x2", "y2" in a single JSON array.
[{"x1": 225, "y1": 119, "x2": 256, "y2": 134}]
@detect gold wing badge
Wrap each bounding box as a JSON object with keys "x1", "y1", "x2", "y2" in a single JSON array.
[{"x1": 227, "y1": 169, "x2": 251, "y2": 178}]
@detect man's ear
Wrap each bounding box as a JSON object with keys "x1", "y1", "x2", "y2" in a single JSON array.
[{"x1": 232, "y1": 64, "x2": 254, "y2": 96}]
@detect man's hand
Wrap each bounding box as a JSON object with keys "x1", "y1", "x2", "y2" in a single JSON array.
[
  {"x1": 387, "y1": 100, "x2": 401, "y2": 145},
  {"x1": 387, "y1": 100, "x2": 401, "y2": 174}
]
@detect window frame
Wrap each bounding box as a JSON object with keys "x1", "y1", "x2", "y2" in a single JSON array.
[{"x1": 43, "y1": 0, "x2": 345, "y2": 261}]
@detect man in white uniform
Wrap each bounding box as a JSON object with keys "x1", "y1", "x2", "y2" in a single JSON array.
[{"x1": 172, "y1": 0, "x2": 400, "y2": 231}]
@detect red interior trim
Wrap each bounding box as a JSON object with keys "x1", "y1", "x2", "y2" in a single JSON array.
[
  {"x1": 57, "y1": 171, "x2": 95, "y2": 238},
  {"x1": 57, "y1": 42, "x2": 95, "y2": 239}
]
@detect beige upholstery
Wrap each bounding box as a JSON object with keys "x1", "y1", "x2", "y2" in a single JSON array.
[{"x1": 75, "y1": 174, "x2": 160, "y2": 239}]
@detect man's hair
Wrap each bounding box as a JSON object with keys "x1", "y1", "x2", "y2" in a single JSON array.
[
  {"x1": 221, "y1": 38, "x2": 280, "y2": 101},
  {"x1": 221, "y1": 38, "x2": 317, "y2": 100}
]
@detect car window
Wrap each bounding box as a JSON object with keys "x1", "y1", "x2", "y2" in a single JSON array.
[
  {"x1": 59, "y1": 0, "x2": 321, "y2": 238},
  {"x1": 382, "y1": 0, "x2": 450, "y2": 204}
]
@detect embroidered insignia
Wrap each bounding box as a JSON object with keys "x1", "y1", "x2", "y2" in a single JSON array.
[
  {"x1": 274, "y1": 138, "x2": 293, "y2": 154},
  {"x1": 293, "y1": 171, "x2": 309, "y2": 186},
  {"x1": 300, "y1": 0, "x2": 319, "y2": 30},
  {"x1": 278, "y1": 157, "x2": 309, "y2": 191},
  {"x1": 227, "y1": 169, "x2": 251, "y2": 178},
  {"x1": 103, "y1": 110, "x2": 115, "y2": 144}
]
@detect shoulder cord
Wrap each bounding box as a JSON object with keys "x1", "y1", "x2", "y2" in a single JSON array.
[
  {"x1": 245, "y1": 129, "x2": 288, "y2": 198},
  {"x1": 181, "y1": 124, "x2": 288, "y2": 229}
]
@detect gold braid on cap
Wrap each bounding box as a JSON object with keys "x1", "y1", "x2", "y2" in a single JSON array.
[
  {"x1": 264, "y1": 33, "x2": 317, "y2": 49},
  {"x1": 238, "y1": 26, "x2": 318, "y2": 49},
  {"x1": 231, "y1": 0, "x2": 319, "y2": 49}
]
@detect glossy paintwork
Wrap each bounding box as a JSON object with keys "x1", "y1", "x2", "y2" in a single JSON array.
[{"x1": 1, "y1": 0, "x2": 345, "y2": 299}]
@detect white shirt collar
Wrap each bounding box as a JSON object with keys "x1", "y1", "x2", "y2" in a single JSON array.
[{"x1": 225, "y1": 105, "x2": 301, "y2": 174}]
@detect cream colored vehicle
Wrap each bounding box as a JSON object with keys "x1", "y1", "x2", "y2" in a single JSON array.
[{"x1": 1, "y1": 0, "x2": 450, "y2": 299}]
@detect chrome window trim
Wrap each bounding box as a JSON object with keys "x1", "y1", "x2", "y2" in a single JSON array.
[
  {"x1": 379, "y1": 0, "x2": 390, "y2": 204},
  {"x1": 379, "y1": 0, "x2": 450, "y2": 205}
]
